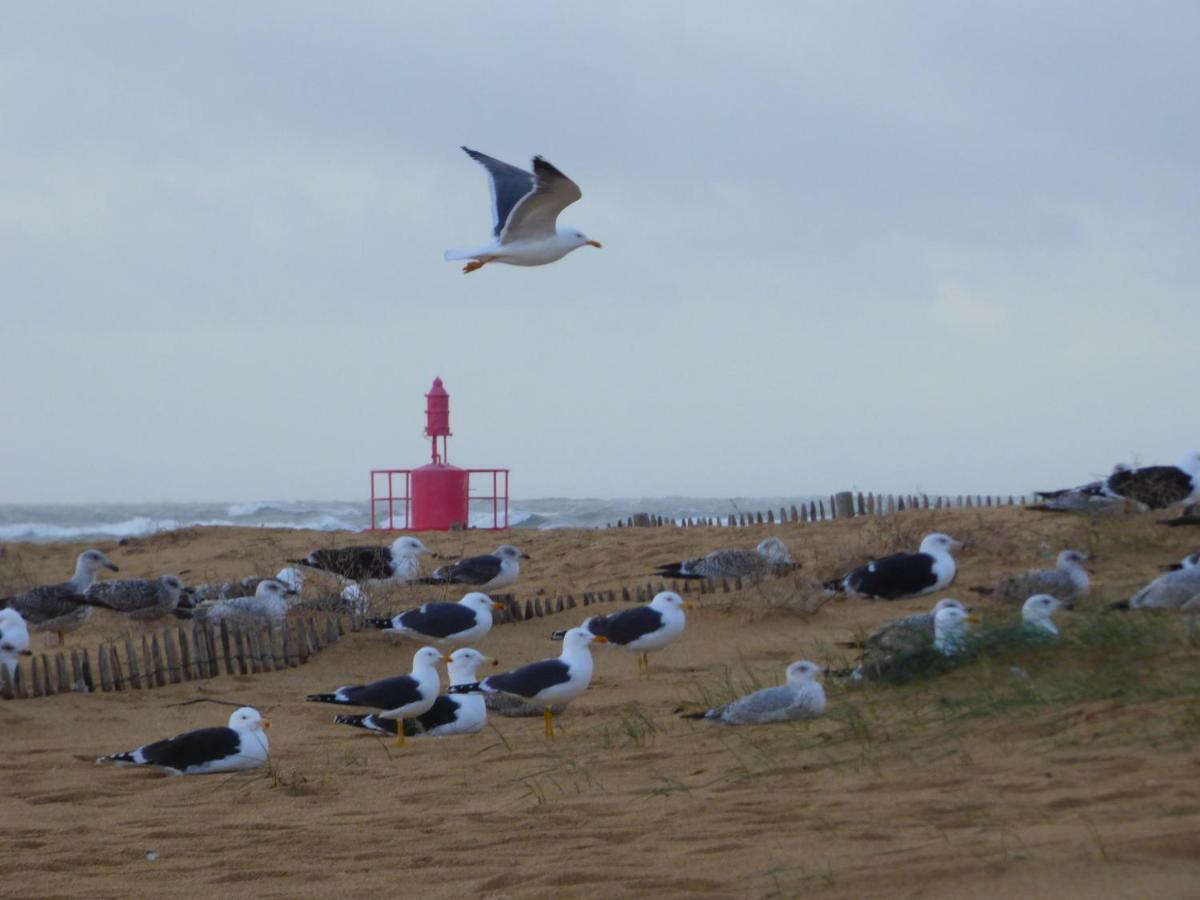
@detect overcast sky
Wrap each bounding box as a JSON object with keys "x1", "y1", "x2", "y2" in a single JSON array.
[{"x1": 3, "y1": 2, "x2": 1197, "y2": 503}]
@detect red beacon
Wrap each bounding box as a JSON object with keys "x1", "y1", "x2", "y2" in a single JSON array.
[{"x1": 369, "y1": 377, "x2": 510, "y2": 531}]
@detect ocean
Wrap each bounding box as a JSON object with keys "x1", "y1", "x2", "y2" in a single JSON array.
[{"x1": 0, "y1": 496, "x2": 825, "y2": 543}]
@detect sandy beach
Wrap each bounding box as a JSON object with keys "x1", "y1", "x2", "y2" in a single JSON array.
[{"x1": 3, "y1": 507, "x2": 1200, "y2": 899}]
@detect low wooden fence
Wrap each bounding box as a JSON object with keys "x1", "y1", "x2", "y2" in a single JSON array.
[
  {"x1": 609, "y1": 491, "x2": 1030, "y2": 528},
  {"x1": 0, "y1": 578, "x2": 748, "y2": 701}
]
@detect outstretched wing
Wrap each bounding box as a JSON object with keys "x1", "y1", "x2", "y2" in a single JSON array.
[
  {"x1": 462, "y1": 147, "x2": 535, "y2": 239},
  {"x1": 500, "y1": 156, "x2": 582, "y2": 244}
]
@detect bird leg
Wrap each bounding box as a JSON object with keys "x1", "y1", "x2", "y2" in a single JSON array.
[
  {"x1": 640, "y1": 653, "x2": 650, "y2": 678},
  {"x1": 462, "y1": 255, "x2": 496, "y2": 274},
  {"x1": 395, "y1": 721, "x2": 406, "y2": 747},
  {"x1": 543, "y1": 708, "x2": 555, "y2": 740}
]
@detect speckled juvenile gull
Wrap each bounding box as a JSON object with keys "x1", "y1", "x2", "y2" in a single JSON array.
[
  {"x1": 289, "y1": 537, "x2": 435, "y2": 583},
  {"x1": 1038, "y1": 452, "x2": 1200, "y2": 510},
  {"x1": 445, "y1": 148, "x2": 601, "y2": 274},
  {"x1": 2, "y1": 549, "x2": 118, "y2": 642},
  {"x1": 654, "y1": 538, "x2": 794, "y2": 580},
  {"x1": 334, "y1": 648, "x2": 494, "y2": 738},
  {"x1": 824, "y1": 533, "x2": 962, "y2": 600},
  {"x1": 843, "y1": 598, "x2": 968, "y2": 679},
  {"x1": 189, "y1": 567, "x2": 305, "y2": 604},
  {"x1": 973, "y1": 550, "x2": 1091, "y2": 605},
  {"x1": 681, "y1": 661, "x2": 826, "y2": 726},
  {"x1": 190, "y1": 579, "x2": 297, "y2": 626},
  {"x1": 85, "y1": 575, "x2": 187, "y2": 622},
  {"x1": 96, "y1": 707, "x2": 269, "y2": 776}
]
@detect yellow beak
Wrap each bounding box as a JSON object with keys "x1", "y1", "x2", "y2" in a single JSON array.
[
  {"x1": 593, "y1": 635, "x2": 609, "y2": 644},
  {"x1": 262, "y1": 720, "x2": 271, "y2": 730},
  {"x1": 586, "y1": 239, "x2": 602, "y2": 249},
  {"x1": 967, "y1": 613, "x2": 982, "y2": 624}
]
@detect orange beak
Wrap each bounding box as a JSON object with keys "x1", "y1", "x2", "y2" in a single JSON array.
[
  {"x1": 586, "y1": 240, "x2": 602, "y2": 249},
  {"x1": 593, "y1": 635, "x2": 609, "y2": 644},
  {"x1": 262, "y1": 720, "x2": 271, "y2": 730}
]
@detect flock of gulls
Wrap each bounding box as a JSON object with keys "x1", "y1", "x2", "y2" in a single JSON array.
[{"x1": 0, "y1": 373, "x2": 1196, "y2": 775}]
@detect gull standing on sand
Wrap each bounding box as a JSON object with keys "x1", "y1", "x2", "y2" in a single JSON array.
[
  {"x1": 96, "y1": 707, "x2": 269, "y2": 776},
  {"x1": 368, "y1": 592, "x2": 504, "y2": 646},
  {"x1": 654, "y1": 538, "x2": 794, "y2": 580},
  {"x1": 444, "y1": 148, "x2": 601, "y2": 274},
  {"x1": 449, "y1": 627, "x2": 606, "y2": 738},
  {"x1": 289, "y1": 536, "x2": 435, "y2": 583},
  {"x1": 824, "y1": 533, "x2": 963, "y2": 600},
  {"x1": 0, "y1": 609, "x2": 32, "y2": 679},
  {"x1": 421, "y1": 545, "x2": 528, "y2": 591},
  {"x1": 553, "y1": 591, "x2": 688, "y2": 676},
  {"x1": 973, "y1": 550, "x2": 1092, "y2": 605},
  {"x1": 2, "y1": 549, "x2": 119, "y2": 643},
  {"x1": 680, "y1": 661, "x2": 826, "y2": 726},
  {"x1": 307, "y1": 646, "x2": 444, "y2": 746},
  {"x1": 334, "y1": 648, "x2": 496, "y2": 738}
]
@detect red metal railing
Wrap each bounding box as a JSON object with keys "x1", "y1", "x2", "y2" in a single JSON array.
[{"x1": 368, "y1": 468, "x2": 510, "y2": 531}]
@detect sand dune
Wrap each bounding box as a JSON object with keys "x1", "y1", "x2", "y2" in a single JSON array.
[{"x1": 3, "y1": 507, "x2": 1200, "y2": 898}]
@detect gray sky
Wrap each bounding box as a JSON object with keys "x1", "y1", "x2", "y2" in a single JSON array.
[{"x1": 3, "y1": 2, "x2": 1197, "y2": 503}]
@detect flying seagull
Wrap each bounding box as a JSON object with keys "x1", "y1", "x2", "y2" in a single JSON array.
[{"x1": 444, "y1": 148, "x2": 601, "y2": 274}]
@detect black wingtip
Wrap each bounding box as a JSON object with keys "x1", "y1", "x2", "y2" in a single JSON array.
[
  {"x1": 1105, "y1": 600, "x2": 1132, "y2": 612},
  {"x1": 306, "y1": 693, "x2": 343, "y2": 704},
  {"x1": 677, "y1": 710, "x2": 707, "y2": 720},
  {"x1": 532, "y1": 155, "x2": 569, "y2": 179},
  {"x1": 367, "y1": 618, "x2": 394, "y2": 630},
  {"x1": 822, "y1": 579, "x2": 845, "y2": 592},
  {"x1": 448, "y1": 682, "x2": 482, "y2": 694}
]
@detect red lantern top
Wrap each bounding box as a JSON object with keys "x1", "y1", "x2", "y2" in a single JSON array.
[{"x1": 424, "y1": 377, "x2": 451, "y2": 438}]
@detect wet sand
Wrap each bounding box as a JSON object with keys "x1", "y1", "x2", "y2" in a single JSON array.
[{"x1": 3, "y1": 507, "x2": 1200, "y2": 898}]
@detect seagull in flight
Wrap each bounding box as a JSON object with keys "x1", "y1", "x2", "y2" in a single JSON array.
[{"x1": 444, "y1": 148, "x2": 601, "y2": 274}]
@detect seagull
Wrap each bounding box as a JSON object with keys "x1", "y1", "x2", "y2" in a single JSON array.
[
  {"x1": 1037, "y1": 452, "x2": 1200, "y2": 511},
  {"x1": 445, "y1": 148, "x2": 601, "y2": 274},
  {"x1": 552, "y1": 591, "x2": 688, "y2": 676},
  {"x1": 679, "y1": 661, "x2": 826, "y2": 726},
  {"x1": 1110, "y1": 553, "x2": 1200, "y2": 611},
  {"x1": 2, "y1": 549, "x2": 118, "y2": 644},
  {"x1": 0, "y1": 608, "x2": 32, "y2": 680},
  {"x1": 1159, "y1": 503, "x2": 1200, "y2": 528},
  {"x1": 189, "y1": 567, "x2": 306, "y2": 604},
  {"x1": 971, "y1": 550, "x2": 1092, "y2": 605},
  {"x1": 932, "y1": 605, "x2": 974, "y2": 655},
  {"x1": 824, "y1": 533, "x2": 963, "y2": 600},
  {"x1": 653, "y1": 538, "x2": 795, "y2": 580},
  {"x1": 839, "y1": 597, "x2": 969, "y2": 680},
  {"x1": 420, "y1": 545, "x2": 528, "y2": 591},
  {"x1": 84, "y1": 575, "x2": 188, "y2": 624},
  {"x1": 289, "y1": 536, "x2": 435, "y2": 583},
  {"x1": 449, "y1": 627, "x2": 606, "y2": 738},
  {"x1": 334, "y1": 648, "x2": 496, "y2": 738},
  {"x1": 189, "y1": 579, "x2": 297, "y2": 627},
  {"x1": 306, "y1": 646, "x2": 444, "y2": 746},
  {"x1": 96, "y1": 707, "x2": 269, "y2": 776},
  {"x1": 368, "y1": 592, "x2": 503, "y2": 646},
  {"x1": 1021, "y1": 593, "x2": 1072, "y2": 636}
]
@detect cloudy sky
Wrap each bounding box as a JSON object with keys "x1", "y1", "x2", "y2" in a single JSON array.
[{"x1": 3, "y1": 2, "x2": 1197, "y2": 503}]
